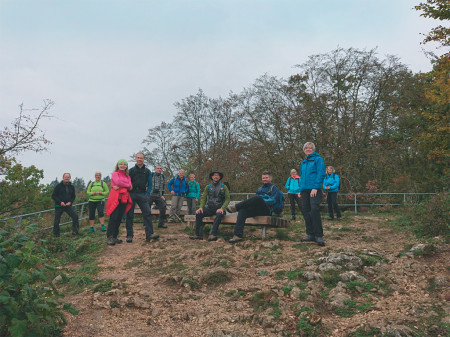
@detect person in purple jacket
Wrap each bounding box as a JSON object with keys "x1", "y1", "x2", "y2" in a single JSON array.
[{"x1": 298, "y1": 142, "x2": 326, "y2": 246}]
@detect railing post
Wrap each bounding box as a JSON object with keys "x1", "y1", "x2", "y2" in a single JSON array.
[
  {"x1": 403, "y1": 193, "x2": 406, "y2": 204},
  {"x1": 354, "y1": 194, "x2": 357, "y2": 214}
]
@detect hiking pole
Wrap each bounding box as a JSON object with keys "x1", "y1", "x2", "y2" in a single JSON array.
[{"x1": 174, "y1": 212, "x2": 186, "y2": 226}]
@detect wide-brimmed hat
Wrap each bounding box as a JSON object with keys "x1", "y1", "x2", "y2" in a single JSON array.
[{"x1": 209, "y1": 170, "x2": 224, "y2": 180}]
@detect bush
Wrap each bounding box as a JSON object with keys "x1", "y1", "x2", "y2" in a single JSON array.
[
  {"x1": 0, "y1": 224, "x2": 77, "y2": 336},
  {"x1": 405, "y1": 192, "x2": 449, "y2": 238}
]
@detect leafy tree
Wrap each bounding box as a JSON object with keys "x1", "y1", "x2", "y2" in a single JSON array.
[
  {"x1": 72, "y1": 177, "x2": 86, "y2": 192},
  {"x1": 102, "y1": 175, "x2": 111, "y2": 184},
  {"x1": 49, "y1": 178, "x2": 59, "y2": 189},
  {"x1": 415, "y1": 0, "x2": 450, "y2": 47}
]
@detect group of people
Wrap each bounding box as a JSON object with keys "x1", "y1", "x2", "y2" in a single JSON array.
[{"x1": 52, "y1": 142, "x2": 342, "y2": 247}]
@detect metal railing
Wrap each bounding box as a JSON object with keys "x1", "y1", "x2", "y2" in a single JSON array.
[{"x1": 0, "y1": 192, "x2": 437, "y2": 231}]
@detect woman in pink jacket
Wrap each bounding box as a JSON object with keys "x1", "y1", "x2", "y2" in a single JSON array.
[{"x1": 106, "y1": 159, "x2": 133, "y2": 246}]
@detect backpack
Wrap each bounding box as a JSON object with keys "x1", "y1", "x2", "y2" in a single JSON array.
[
  {"x1": 87, "y1": 180, "x2": 104, "y2": 191},
  {"x1": 268, "y1": 184, "x2": 285, "y2": 216}
]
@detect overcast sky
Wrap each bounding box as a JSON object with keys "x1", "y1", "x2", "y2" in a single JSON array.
[{"x1": 0, "y1": 0, "x2": 444, "y2": 184}]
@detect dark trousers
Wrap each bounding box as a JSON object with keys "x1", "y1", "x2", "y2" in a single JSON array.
[
  {"x1": 233, "y1": 196, "x2": 270, "y2": 238},
  {"x1": 326, "y1": 192, "x2": 341, "y2": 219},
  {"x1": 195, "y1": 207, "x2": 226, "y2": 236},
  {"x1": 288, "y1": 193, "x2": 302, "y2": 215},
  {"x1": 126, "y1": 193, "x2": 154, "y2": 238},
  {"x1": 301, "y1": 190, "x2": 323, "y2": 238},
  {"x1": 107, "y1": 202, "x2": 127, "y2": 238},
  {"x1": 88, "y1": 201, "x2": 105, "y2": 220},
  {"x1": 148, "y1": 195, "x2": 166, "y2": 226},
  {"x1": 53, "y1": 206, "x2": 79, "y2": 236},
  {"x1": 187, "y1": 198, "x2": 197, "y2": 215}
]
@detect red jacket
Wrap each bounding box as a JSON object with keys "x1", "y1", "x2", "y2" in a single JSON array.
[{"x1": 106, "y1": 188, "x2": 133, "y2": 216}]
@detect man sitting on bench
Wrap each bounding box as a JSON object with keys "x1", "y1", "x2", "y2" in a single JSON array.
[
  {"x1": 189, "y1": 170, "x2": 230, "y2": 241},
  {"x1": 227, "y1": 171, "x2": 282, "y2": 243}
]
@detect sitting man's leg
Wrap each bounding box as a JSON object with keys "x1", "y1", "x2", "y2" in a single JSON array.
[
  {"x1": 231, "y1": 196, "x2": 269, "y2": 242},
  {"x1": 209, "y1": 210, "x2": 225, "y2": 241}
]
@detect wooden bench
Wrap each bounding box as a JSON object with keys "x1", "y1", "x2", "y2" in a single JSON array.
[
  {"x1": 184, "y1": 214, "x2": 290, "y2": 238},
  {"x1": 134, "y1": 200, "x2": 189, "y2": 216}
]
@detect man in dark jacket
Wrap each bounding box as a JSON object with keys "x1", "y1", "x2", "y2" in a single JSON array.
[
  {"x1": 189, "y1": 170, "x2": 230, "y2": 241},
  {"x1": 52, "y1": 173, "x2": 79, "y2": 237},
  {"x1": 148, "y1": 164, "x2": 167, "y2": 228},
  {"x1": 125, "y1": 152, "x2": 159, "y2": 243},
  {"x1": 226, "y1": 171, "x2": 281, "y2": 243}
]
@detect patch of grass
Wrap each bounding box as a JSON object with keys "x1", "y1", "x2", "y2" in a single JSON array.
[
  {"x1": 292, "y1": 243, "x2": 311, "y2": 251},
  {"x1": 274, "y1": 229, "x2": 291, "y2": 241},
  {"x1": 181, "y1": 279, "x2": 201, "y2": 289},
  {"x1": 275, "y1": 269, "x2": 303, "y2": 281},
  {"x1": 282, "y1": 285, "x2": 293, "y2": 295},
  {"x1": 413, "y1": 244, "x2": 438, "y2": 257},
  {"x1": 359, "y1": 254, "x2": 384, "y2": 266},
  {"x1": 296, "y1": 316, "x2": 319, "y2": 337},
  {"x1": 201, "y1": 270, "x2": 231, "y2": 286},
  {"x1": 124, "y1": 256, "x2": 145, "y2": 269},
  {"x1": 251, "y1": 291, "x2": 272, "y2": 312},
  {"x1": 258, "y1": 270, "x2": 269, "y2": 276},
  {"x1": 334, "y1": 300, "x2": 373, "y2": 317},
  {"x1": 225, "y1": 290, "x2": 236, "y2": 297},
  {"x1": 268, "y1": 298, "x2": 282, "y2": 319},
  {"x1": 92, "y1": 279, "x2": 114, "y2": 293},
  {"x1": 322, "y1": 270, "x2": 340, "y2": 288},
  {"x1": 346, "y1": 281, "x2": 377, "y2": 292},
  {"x1": 348, "y1": 327, "x2": 382, "y2": 337}
]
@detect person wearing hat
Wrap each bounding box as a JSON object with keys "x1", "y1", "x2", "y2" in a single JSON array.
[
  {"x1": 105, "y1": 159, "x2": 133, "y2": 245},
  {"x1": 189, "y1": 170, "x2": 230, "y2": 241}
]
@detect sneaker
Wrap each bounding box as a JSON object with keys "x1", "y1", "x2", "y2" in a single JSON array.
[
  {"x1": 107, "y1": 237, "x2": 115, "y2": 245},
  {"x1": 126, "y1": 236, "x2": 133, "y2": 243},
  {"x1": 316, "y1": 237, "x2": 325, "y2": 247},
  {"x1": 158, "y1": 224, "x2": 168, "y2": 228},
  {"x1": 229, "y1": 235, "x2": 243, "y2": 243},
  {"x1": 301, "y1": 235, "x2": 316, "y2": 242},
  {"x1": 189, "y1": 235, "x2": 203, "y2": 240},
  {"x1": 114, "y1": 238, "x2": 123, "y2": 244},
  {"x1": 146, "y1": 234, "x2": 160, "y2": 242},
  {"x1": 89, "y1": 227, "x2": 95, "y2": 233},
  {"x1": 207, "y1": 235, "x2": 218, "y2": 242},
  {"x1": 101, "y1": 224, "x2": 106, "y2": 231},
  {"x1": 226, "y1": 204, "x2": 237, "y2": 213}
]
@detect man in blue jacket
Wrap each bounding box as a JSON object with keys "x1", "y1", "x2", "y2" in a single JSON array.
[
  {"x1": 299, "y1": 142, "x2": 326, "y2": 246},
  {"x1": 167, "y1": 169, "x2": 189, "y2": 222},
  {"x1": 126, "y1": 152, "x2": 159, "y2": 243},
  {"x1": 227, "y1": 171, "x2": 282, "y2": 243}
]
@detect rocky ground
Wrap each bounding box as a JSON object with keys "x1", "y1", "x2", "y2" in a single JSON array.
[{"x1": 61, "y1": 214, "x2": 449, "y2": 337}]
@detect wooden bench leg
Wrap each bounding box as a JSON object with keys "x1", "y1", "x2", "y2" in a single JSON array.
[{"x1": 262, "y1": 226, "x2": 266, "y2": 239}]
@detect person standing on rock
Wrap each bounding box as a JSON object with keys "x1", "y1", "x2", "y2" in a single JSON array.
[
  {"x1": 52, "y1": 172, "x2": 80, "y2": 237},
  {"x1": 189, "y1": 170, "x2": 230, "y2": 242},
  {"x1": 226, "y1": 171, "x2": 283, "y2": 243},
  {"x1": 298, "y1": 142, "x2": 326, "y2": 246},
  {"x1": 126, "y1": 152, "x2": 160, "y2": 243}
]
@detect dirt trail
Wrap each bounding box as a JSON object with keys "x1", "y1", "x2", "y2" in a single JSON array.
[{"x1": 62, "y1": 216, "x2": 449, "y2": 337}]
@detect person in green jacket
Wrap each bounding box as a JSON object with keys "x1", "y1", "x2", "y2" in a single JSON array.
[{"x1": 86, "y1": 172, "x2": 110, "y2": 232}]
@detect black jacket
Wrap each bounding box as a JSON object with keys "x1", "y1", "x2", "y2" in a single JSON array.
[{"x1": 52, "y1": 181, "x2": 76, "y2": 206}]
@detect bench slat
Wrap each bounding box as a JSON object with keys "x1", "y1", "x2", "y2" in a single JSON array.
[{"x1": 184, "y1": 215, "x2": 290, "y2": 228}]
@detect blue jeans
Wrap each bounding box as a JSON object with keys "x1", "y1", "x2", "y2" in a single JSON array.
[
  {"x1": 301, "y1": 190, "x2": 323, "y2": 238},
  {"x1": 126, "y1": 193, "x2": 154, "y2": 238}
]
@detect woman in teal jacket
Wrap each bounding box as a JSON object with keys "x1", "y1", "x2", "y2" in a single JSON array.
[
  {"x1": 323, "y1": 166, "x2": 342, "y2": 220},
  {"x1": 285, "y1": 169, "x2": 302, "y2": 220},
  {"x1": 299, "y1": 142, "x2": 326, "y2": 247},
  {"x1": 186, "y1": 173, "x2": 201, "y2": 215}
]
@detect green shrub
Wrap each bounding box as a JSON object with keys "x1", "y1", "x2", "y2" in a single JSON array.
[{"x1": 0, "y1": 225, "x2": 77, "y2": 337}]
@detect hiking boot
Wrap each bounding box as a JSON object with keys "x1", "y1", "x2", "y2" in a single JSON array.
[
  {"x1": 316, "y1": 237, "x2": 325, "y2": 247},
  {"x1": 146, "y1": 234, "x2": 160, "y2": 242},
  {"x1": 291, "y1": 215, "x2": 296, "y2": 220},
  {"x1": 226, "y1": 204, "x2": 237, "y2": 213},
  {"x1": 114, "y1": 238, "x2": 123, "y2": 244},
  {"x1": 89, "y1": 227, "x2": 95, "y2": 233},
  {"x1": 158, "y1": 224, "x2": 168, "y2": 228},
  {"x1": 189, "y1": 235, "x2": 203, "y2": 240},
  {"x1": 229, "y1": 235, "x2": 243, "y2": 243},
  {"x1": 101, "y1": 224, "x2": 106, "y2": 231},
  {"x1": 107, "y1": 237, "x2": 116, "y2": 245},
  {"x1": 126, "y1": 236, "x2": 133, "y2": 243},
  {"x1": 301, "y1": 235, "x2": 316, "y2": 242},
  {"x1": 207, "y1": 235, "x2": 218, "y2": 242}
]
